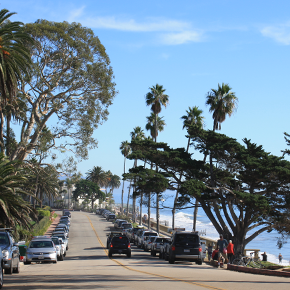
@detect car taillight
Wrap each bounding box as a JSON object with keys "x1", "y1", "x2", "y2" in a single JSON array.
[
  {"x1": 128, "y1": 244, "x2": 131, "y2": 248},
  {"x1": 110, "y1": 244, "x2": 113, "y2": 248},
  {"x1": 199, "y1": 247, "x2": 202, "y2": 252},
  {"x1": 171, "y1": 246, "x2": 175, "y2": 251}
]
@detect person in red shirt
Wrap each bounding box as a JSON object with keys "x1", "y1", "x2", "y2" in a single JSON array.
[{"x1": 227, "y1": 240, "x2": 234, "y2": 264}]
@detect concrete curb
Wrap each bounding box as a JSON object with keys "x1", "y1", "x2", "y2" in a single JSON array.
[{"x1": 227, "y1": 264, "x2": 290, "y2": 277}]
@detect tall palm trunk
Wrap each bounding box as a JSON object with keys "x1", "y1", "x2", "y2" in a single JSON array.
[
  {"x1": 132, "y1": 159, "x2": 137, "y2": 223},
  {"x1": 121, "y1": 156, "x2": 126, "y2": 214},
  {"x1": 126, "y1": 180, "x2": 132, "y2": 217}
]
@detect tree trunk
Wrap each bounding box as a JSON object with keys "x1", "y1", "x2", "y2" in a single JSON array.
[
  {"x1": 126, "y1": 181, "x2": 132, "y2": 217},
  {"x1": 193, "y1": 199, "x2": 198, "y2": 231},
  {"x1": 156, "y1": 192, "x2": 160, "y2": 234},
  {"x1": 140, "y1": 192, "x2": 143, "y2": 225}
]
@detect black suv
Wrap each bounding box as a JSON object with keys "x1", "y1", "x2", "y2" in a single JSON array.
[
  {"x1": 0, "y1": 229, "x2": 20, "y2": 274},
  {"x1": 167, "y1": 231, "x2": 203, "y2": 265},
  {"x1": 108, "y1": 236, "x2": 131, "y2": 258}
]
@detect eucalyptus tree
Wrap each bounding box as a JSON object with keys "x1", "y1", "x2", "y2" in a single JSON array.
[
  {"x1": 2, "y1": 20, "x2": 116, "y2": 162},
  {"x1": 120, "y1": 140, "x2": 131, "y2": 214},
  {"x1": 145, "y1": 84, "x2": 169, "y2": 233},
  {"x1": 0, "y1": 9, "x2": 33, "y2": 155},
  {"x1": 130, "y1": 126, "x2": 145, "y2": 222}
]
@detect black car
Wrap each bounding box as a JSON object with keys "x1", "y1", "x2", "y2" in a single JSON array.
[
  {"x1": 167, "y1": 231, "x2": 203, "y2": 265},
  {"x1": 0, "y1": 229, "x2": 20, "y2": 274},
  {"x1": 106, "y1": 232, "x2": 122, "y2": 249},
  {"x1": 108, "y1": 236, "x2": 131, "y2": 258}
]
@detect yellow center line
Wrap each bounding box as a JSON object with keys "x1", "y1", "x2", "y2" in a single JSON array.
[{"x1": 86, "y1": 214, "x2": 226, "y2": 290}]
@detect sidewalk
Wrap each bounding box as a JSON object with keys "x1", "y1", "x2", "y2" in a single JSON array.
[{"x1": 45, "y1": 214, "x2": 61, "y2": 236}]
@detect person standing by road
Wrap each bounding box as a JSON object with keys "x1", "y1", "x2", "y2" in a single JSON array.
[
  {"x1": 217, "y1": 234, "x2": 228, "y2": 268},
  {"x1": 279, "y1": 253, "x2": 283, "y2": 263},
  {"x1": 227, "y1": 240, "x2": 234, "y2": 264}
]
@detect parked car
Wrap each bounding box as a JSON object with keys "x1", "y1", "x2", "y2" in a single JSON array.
[
  {"x1": 137, "y1": 231, "x2": 158, "y2": 249},
  {"x1": 63, "y1": 210, "x2": 71, "y2": 218},
  {"x1": 108, "y1": 236, "x2": 131, "y2": 258},
  {"x1": 106, "y1": 214, "x2": 116, "y2": 222},
  {"x1": 120, "y1": 223, "x2": 132, "y2": 234},
  {"x1": 25, "y1": 236, "x2": 57, "y2": 264},
  {"x1": 151, "y1": 237, "x2": 170, "y2": 256},
  {"x1": 0, "y1": 228, "x2": 20, "y2": 274},
  {"x1": 0, "y1": 248, "x2": 3, "y2": 288},
  {"x1": 127, "y1": 227, "x2": 143, "y2": 243},
  {"x1": 134, "y1": 228, "x2": 146, "y2": 245},
  {"x1": 143, "y1": 236, "x2": 156, "y2": 252},
  {"x1": 159, "y1": 238, "x2": 172, "y2": 259},
  {"x1": 167, "y1": 231, "x2": 203, "y2": 264},
  {"x1": 51, "y1": 233, "x2": 69, "y2": 250},
  {"x1": 51, "y1": 237, "x2": 65, "y2": 261}
]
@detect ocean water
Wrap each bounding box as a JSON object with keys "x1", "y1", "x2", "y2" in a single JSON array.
[{"x1": 114, "y1": 184, "x2": 290, "y2": 265}]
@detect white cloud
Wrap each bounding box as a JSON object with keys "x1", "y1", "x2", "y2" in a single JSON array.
[
  {"x1": 160, "y1": 31, "x2": 202, "y2": 45},
  {"x1": 67, "y1": 6, "x2": 86, "y2": 23},
  {"x1": 261, "y1": 22, "x2": 290, "y2": 45},
  {"x1": 81, "y1": 16, "x2": 191, "y2": 32}
]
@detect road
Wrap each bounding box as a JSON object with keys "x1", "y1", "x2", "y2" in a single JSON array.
[{"x1": 4, "y1": 211, "x2": 290, "y2": 289}]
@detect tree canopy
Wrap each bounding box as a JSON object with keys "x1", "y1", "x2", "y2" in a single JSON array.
[{"x1": 2, "y1": 20, "x2": 116, "y2": 162}]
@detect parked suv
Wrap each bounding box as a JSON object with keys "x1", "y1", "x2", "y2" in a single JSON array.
[
  {"x1": 0, "y1": 228, "x2": 20, "y2": 274},
  {"x1": 167, "y1": 231, "x2": 203, "y2": 264},
  {"x1": 137, "y1": 231, "x2": 158, "y2": 249}
]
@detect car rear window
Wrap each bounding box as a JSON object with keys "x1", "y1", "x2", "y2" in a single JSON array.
[
  {"x1": 144, "y1": 232, "x2": 158, "y2": 236},
  {"x1": 175, "y1": 234, "x2": 199, "y2": 246},
  {"x1": 111, "y1": 236, "x2": 129, "y2": 244}
]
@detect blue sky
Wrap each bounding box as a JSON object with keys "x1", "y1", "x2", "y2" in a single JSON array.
[{"x1": 2, "y1": 0, "x2": 290, "y2": 178}]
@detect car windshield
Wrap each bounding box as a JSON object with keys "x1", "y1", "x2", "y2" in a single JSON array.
[
  {"x1": 53, "y1": 235, "x2": 66, "y2": 240},
  {"x1": 123, "y1": 224, "x2": 132, "y2": 229},
  {"x1": 175, "y1": 234, "x2": 199, "y2": 246},
  {"x1": 29, "y1": 241, "x2": 54, "y2": 248},
  {"x1": 51, "y1": 238, "x2": 60, "y2": 245},
  {"x1": 0, "y1": 233, "x2": 10, "y2": 246}
]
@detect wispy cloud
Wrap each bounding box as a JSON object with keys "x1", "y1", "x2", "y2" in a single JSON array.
[
  {"x1": 67, "y1": 6, "x2": 86, "y2": 23},
  {"x1": 261, "y1": 22, "x2": 290, "y2": 45},
  {"x1": 80, "y1": 16, "x2": 191, "y2": 32},
  {"x1": 160, "y1": 31, "x2": 203, "y2": 45}
]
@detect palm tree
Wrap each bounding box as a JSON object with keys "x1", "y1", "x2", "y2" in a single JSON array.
[
  {"x1": 0, "y1": 9, "x2": 33, "y2": 155},
  {"x1": 145, "y1": 113, "x2": 165, "y2": 139},
  {"x1": 108, "y1": 174, "x2": 121, "y2": 195},
  {"x1": 86, "y1": 166, "x2": 107, "y2": 188},
  {"x1": 180, "y1": 106, "x2": 204, "y2": 231},
  {"x1": 145, "y1": 84, "x2": 169, "y2": 142},
  {"x1": 206, "y1": 83, "x2": 238, "y2": 224},
  {"x1": 0, "y1": 153, "x2": 36, "y2": 229},
  {"x1": 206, "y1": 83, "x2": 237, "y2": 131},
  {"x1": 145, "y1": 84, "x2": 169, "y2": 233},
  {"x1": 120, "y1": 141, "x2": 131, "y2": 214},
  {"x1": 130, "y1": 126, "x2": 145, "y2": 222}
]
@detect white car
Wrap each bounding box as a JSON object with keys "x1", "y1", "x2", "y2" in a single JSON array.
[
  {"x1": 137, "y1": 231, "x2": 158, "y2": 249},
  {"x1": 25, "y1": 237, "x2": 57, "y2": 264}
]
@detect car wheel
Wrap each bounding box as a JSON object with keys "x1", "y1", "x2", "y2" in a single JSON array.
[
  {"x1": 159, "y1": 252, "x2": 162, "y2": 259},
  {"x1": 196, "y1": 260, "x2": 203, "y2": 265},
  {"x1": 169, "y1": 255, "x2": 175, "y2": 264},
  {"x1": 165, "y1": 254, "x2": 169, "y2": 261},
  {"x1": 53, "y1": 260, "x2": 57, "y2": 264},
  {"x1": 152, "y1": 250, "x2": 156, "y2": 257},
  {"x1": 0, "y1": 266, "x2": 3, "y2": 289},
  {"x1": 108, "y1": 251, "x2": 113, "y2": 258},
  {"x1": 4, "y1": 262, "x2": 13, "y2": 275},
  {"x1": 13, "y1": 260, "x2": 20, "y2": 273},
  {"x1": 127, "y1": 252, "x2": 131, "y2": 258},
  {"x1": 24, "y1": 261, "x2": 31, "y2": 265},
  {"x1": 59, "y1": 254, "x2": 64, "y2": 261},
  {"x1": 64, "y1": 252, "x2": 66, "y2": 257},
  {"x1": 66, "y1": 245, "x2": 69, "y2": 250}
]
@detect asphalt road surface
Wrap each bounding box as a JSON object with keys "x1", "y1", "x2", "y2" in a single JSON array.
[{"x1": 4, "y1": 211, "x2": 290, "y2": 289}]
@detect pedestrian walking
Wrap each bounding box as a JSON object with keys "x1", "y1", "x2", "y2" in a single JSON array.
[
  {"x1": 217, "y1": 234, "x2": 228, "y2": 268},
  {"x1": 278, "y1": 253, "x2": 283, "y2": 263},
  {"x1": 227, "y1": 240, "x2": 234, "y2": 264}
]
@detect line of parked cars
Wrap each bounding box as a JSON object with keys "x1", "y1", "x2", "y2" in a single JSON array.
[
  {"x1": 24, "y1": 210, "x2": 71, "y2": 264},
  {"x1": 96, "y1": 208, "x2": 206, "y2": 265}
]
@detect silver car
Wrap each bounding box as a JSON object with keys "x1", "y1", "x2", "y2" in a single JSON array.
[
  {"x1": 25, "y1": 237, "x2": 57, "y2": 264},
  {"x1": 51, "y1": 237, "x2": 65, "y2": 261}
]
